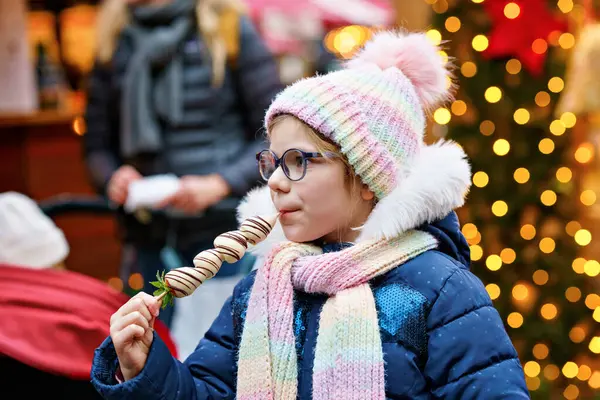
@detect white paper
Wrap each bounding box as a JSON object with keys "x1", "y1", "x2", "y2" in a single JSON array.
[{"x1": 124, "y1": 174, "x2": 181, "y2": 212}]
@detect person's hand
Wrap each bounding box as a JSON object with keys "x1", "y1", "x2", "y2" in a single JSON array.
[
  {"x1": 110, "y1": 292, "x2": 161, "y2": 381},
  {"x1": 158, "y1": 174, "x2": 231, "y2": 215},
  {"x1": 107, "y1": 165, "x2": 142, "y2": 205}
]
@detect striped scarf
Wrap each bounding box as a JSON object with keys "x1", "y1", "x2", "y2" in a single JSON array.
[{"x1": 236, "y1": 230, "x2": 437, "y2": 400}]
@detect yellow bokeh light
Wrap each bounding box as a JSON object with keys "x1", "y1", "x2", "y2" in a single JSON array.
[
  {"x1": 575, "y1": 143, "x2": 594, "y2": 163},
  {"x1": 559, "y1": 32, "x2": 576, "y2": 49},
  {"x1": 575, "y1": 229, "x2": 592, "y2": 246},
  {"x1": 584, "y1": 260, "x2": 600, "y2": 277},
  {"x1": 492, "y1": 200, "x2": 508, "y2": 217},
  {"x1": 434, "y1": 108, "x2": 451, "y2": 125},
  {"x1": 514, "y1": 168, "x2": 530, "y2": 183},
  {"x1": 594, "y1": 307, "x2": 600, "y2": 322},
  {"x1": 572, "y1": 257, "x2": 586, "y2": 274},
  {"x1": 590, "y1": 337, "x2": 600, "y2": 354},
  {"x1": 570, "y1": 326, "x2": 586, "y2": 343},
  {"x1": 506, "y1": 59, "x2": 521, "y2": 74},
  {"x1": 565, "y1": 287, "x2": 581, "y2": 302},
  {"x1": 524, "y1": 361, "x2": 540, "y2": 377},
  {"x1": 589, "y1": 371, "x2": 600, "y2": 389},
  {"x1": 426, "y1": 29, "x2": 442, "y2": 45},
  {"x1": 500, "y1": 248, "x2": 516, "y2": 264},
  {"x1": 486, "y1": 283, "x2": 501, "y2": 300},
  {"x1": 493, "y1": 139, "x2": 510, "y2": 156},
  {"x1": 535, "y1": 91, "x2": 551, "y2": 107},
  {"x1": 541, "y1": 303, "x2": 558, "y2": 320},
  {"x1": 538, "y1": 138, "x2": 555, "y2": 154},
  {"x1": 461, "y1": 61, "x2": 477, "y2": 78},
  {"x1": 451, "y1": 100, "x2": 467, "y2": 116},
  {"x1": 470, "y1": 244, "x2": 483, "y2": 261},
  {"x1": 504, "y1": 2, "x2": 520, "y2": 18},
  {"x1": 513, "y1": 108, "x2": 530, "y2": 124},
  {"x1": 549, "y1": 120, "x2": 566, "y2": 136},
  {"x1": 563, "y1": 384, "x2": 579, "y2": 400},
  {"x1": 333, "y1": 28, "x2": 362, "y2": 54},
  {"x1": 532, "y1": 343, "x2": 549, "y2": 360},
  {"x1": 560, "y1": 112, "x2": 577, "y2": 128},
  {"x1": 128, "y1": 273, "x2": 144, "y2": 291},
  {"x1": 563, "y1": 362, "x2": 579, "y2": 378},
  {"x1": 539, "y1": 237, "x2": 556, "y2": 253},
  {"x1": 577, "y1": 365, "x2": 592, "y2": 381},
  {"x1": 472, "y1": 35, "x2": 489, "y2": 52},
  {"x1": 72, "y1": 116, "x2": 86, "y2": 136},
  {"x1": 507, "y1": 312, "x2": 523, "y2": 328},
  {"x1": 525, "y1": 376, "x2": 540, "y2": 391},
  {"x1": 548, "y1": 30, "x2": 562, "y2": 46},
  {"x1": 473, "y1": 171, "x2": 489, "y2": 188},
  {"x1": 512, "y1": 284, "x2": 529, "y2": 301},
  {"x1": 520, "y1": 224, "x2": 536, "y2": 240},
  {"x1": 531, "y1": 38, "x2": 548, "y2": 55},
  {"x1": 544, "y1": 364, "x2": 560, "y2": 380},
  {"x1": 558, "y1": 0, "x2": 574, "y2": 13},
  {"x1": 445, "y1": 16, "x2": 461, "y2": 32},
  {"x1": 462, "y1": 223, "x2": 478, "y2": 239},
  {"x1": 471, "y1": 0, "x2": 484, "y2": 3},
  {"x1": 548, "y1": 77, "x2": 565, "y2": 93},
  {"x1": 532, "y1": 269, "x2": 549, "y2": 285},
  {"x1": 107, "y1": 277, "x2": 123, "y2": 292},
  {"x1": 485, "y1": 86, "x2": 502, "y2": 103},
  {"x1": 556, "y1": 166, "x2": 572, "y2": 183},
  {"x1": 566, "y1": 221, "x2": 582, "y2": 236},
  {"x1": 432, "y1": 0, "x2": 449, "y2": 13},
  {"x1": 480, "y1": 120, "x2": 495, "y2": 135},
  {"x1": 581, "y1": 190, "x2": 596, "y2": 206},
  {"x1": 587, "y1": 294, "x2": 600, "y2": 310},
  {"x1": 540, "y1": 190, "x2": 557, "y2": 206},
  {"x1": 486, "y1": 254, "x2": 502, "y2": 271}
]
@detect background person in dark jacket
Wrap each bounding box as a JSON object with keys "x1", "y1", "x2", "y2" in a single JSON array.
[{"x1": 83, "y1": 0, "x2": 282, "y2": 329}]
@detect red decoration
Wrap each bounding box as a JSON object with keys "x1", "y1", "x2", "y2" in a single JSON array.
[{"x1": 482, "y1": 0, "x2": 568, "y2": 76}]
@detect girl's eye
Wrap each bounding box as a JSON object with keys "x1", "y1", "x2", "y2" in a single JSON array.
[{"x1": 294, "y1": 157, "x2": 304, "y2": 167}]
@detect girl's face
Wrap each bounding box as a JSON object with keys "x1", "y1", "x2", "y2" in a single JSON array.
[{"x1": 267, "y1": 117, "x2": 374, "y2": 244}]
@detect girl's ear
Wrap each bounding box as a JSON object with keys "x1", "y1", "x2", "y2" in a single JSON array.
[{"x1": 361, "y1": 184, "x2": 375, "y2": 201}]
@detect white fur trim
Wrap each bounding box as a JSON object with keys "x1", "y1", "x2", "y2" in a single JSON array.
[{"x1": 237, "y1": 140, "x2": 471, "y2": 256}]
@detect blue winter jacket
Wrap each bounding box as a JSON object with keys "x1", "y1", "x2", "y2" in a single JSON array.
[{"x1": 91, "y1": 213, "x2": 530, "y2": 399}]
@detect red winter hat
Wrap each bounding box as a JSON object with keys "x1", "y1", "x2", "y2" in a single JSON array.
[{"x1": 0, "y1": 265, "x2": 177, "y2": 379}]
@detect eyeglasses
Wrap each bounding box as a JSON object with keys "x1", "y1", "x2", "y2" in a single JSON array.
[{"x1": 256, "y1": 148, "x2": 338, "y2": 182}]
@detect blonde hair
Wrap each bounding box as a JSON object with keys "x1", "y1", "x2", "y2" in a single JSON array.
[{"x1": 95, "y1": 0, "x2": 246, "y2": 86}]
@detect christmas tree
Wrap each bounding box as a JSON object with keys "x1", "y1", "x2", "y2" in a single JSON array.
[{"x1": 427, "y1": 0, "x2": 600, "y2": 398}]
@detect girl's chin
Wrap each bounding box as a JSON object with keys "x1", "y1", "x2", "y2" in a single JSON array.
[{"x1": 281, "y1": 225, "x2": 321, "y2": 244}]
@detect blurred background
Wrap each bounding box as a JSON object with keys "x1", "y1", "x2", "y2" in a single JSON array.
[{"x1": 0, "y1": 0, "x2": 599, "y2": 398}]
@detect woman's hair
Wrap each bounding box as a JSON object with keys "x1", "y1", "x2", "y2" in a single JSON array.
[
  {"x1": 267, "y1": 114, "x2": 358, "y2": 187},
  {"x1": 95, "y1": 0, "x2": 246, "y2": 86}
]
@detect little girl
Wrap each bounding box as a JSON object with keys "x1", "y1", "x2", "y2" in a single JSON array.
[{"x1": 91, "y1": 30, "x2": 530, "y2": 399}]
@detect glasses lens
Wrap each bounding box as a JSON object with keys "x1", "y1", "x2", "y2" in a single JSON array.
[
  {"x1": 258, "y1": 151, "x2": 276, "y2": 181},
  {"x1": 283, "y1": 149, "x2": 306, "y2": 181}
]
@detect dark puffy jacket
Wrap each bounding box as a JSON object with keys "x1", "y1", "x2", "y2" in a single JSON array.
[
  {"x1": 83, "y1": 16, "x2": 282, "y2": 247},
  {"x1": 91, "y1": 213, "x2": 530, "y2": 399}
]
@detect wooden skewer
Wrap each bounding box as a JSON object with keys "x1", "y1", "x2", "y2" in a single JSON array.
[{"x1": 155, "y1": 291, "x2": 167, "y2": 302}]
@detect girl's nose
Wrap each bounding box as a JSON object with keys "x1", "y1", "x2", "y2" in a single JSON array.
[{"x1": 267, "y1": 165, "x2": 291, "y2": 194}]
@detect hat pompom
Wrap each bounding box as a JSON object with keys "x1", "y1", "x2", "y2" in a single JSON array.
[{"x1": 346, "y1": 30, "x2": 453, "y2": 109}]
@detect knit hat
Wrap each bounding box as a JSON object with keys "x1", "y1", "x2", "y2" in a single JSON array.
[
  {"x1": 0, "y1": 192, "x2": 69, "y2": 268},
  {"x1": 265, "y1": 30, "x2": 453, "y2": 200}
]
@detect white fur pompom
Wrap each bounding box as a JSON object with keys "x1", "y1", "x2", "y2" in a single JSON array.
[{"x1": 346, "y1": 30, "x2": 453, "y2": 109}]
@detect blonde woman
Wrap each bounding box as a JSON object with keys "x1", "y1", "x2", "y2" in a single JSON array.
[{"x1": 83, "y1": 0, "x2": 282, "y2": 328}]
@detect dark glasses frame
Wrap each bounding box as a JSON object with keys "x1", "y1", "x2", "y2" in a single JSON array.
[{"x1": 256, "y1": 148, "x2": 338, "y2": 182}]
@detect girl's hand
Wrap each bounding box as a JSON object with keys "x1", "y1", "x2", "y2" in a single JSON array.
[{"x1": 110, "y1": 292, "x2": 160, "y2": 381}]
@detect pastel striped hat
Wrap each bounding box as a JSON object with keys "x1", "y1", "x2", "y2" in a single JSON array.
[{"x1": 265, "y1": 31, "x2": 453, "y2": 199}]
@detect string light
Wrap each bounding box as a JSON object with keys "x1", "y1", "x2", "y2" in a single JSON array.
[
  {"x1": 445, "y1": 16, "x2": 461, "y2": 32},
  {"x1": 532, "y1": 270, "x2": 549, "y2": 285},
  {"x1": 524, "y1": 361, "x2": 541, "y2": 377},
  {"x1": 506, "y1": 59, "x2": 522, "y2": 74},
  {"x1": 566, "y1": 221, "x2": 582, "y2": 236},
  {"x1": 590, "y1": 337, "x2": 600, "y2": 354},
  {"x1": 507, "y1": 312, "x2": 524, "y2": 328},
  {"x1": 558, "y1": 0, "x2": 574, "y2": 13},
  {"x1": 577, "y1": 365, "x2": 592, "y2": 381},
  {"x1": 526, "y1": 377, "x2": 540, "y2": 391},
  {"x1": 560, "y1": 112, "x2": 577, "y2": 128},
  {"x1": 500, "y1": 248, "x2": 516, "y2": 264},
  {"x1": 535, "y1": 91, "x2": 551, "y2": 107},
  {"x1": 473, "y1": 171, "x2": 489, "y2": 187},
  {"x1": 584, "y1": 260, "x2": 600, "y2": 277},
  {"x1": 540, "y1": 303, "x2": 558, "y2": 320},
  {"x1": 492, "y1": 200, "x2": 508, "y2": 216},
  {"x1": 574, "y1": 229, "x2": 592, "y2": 246},
  {"x1": 539, "y1": 237, "x2": 556, "y2": 253},
  {"x1": 548, "y1": 77, "x2": 565, "y2": 93},
  {"x1": 544, "y1": 365, "x2": 560, "y2": 380},
  {"x1": 504, "y1": 3, "x2": 520, "y2": 19},
  {"x1": 514, "y1": 108, "x2": 530, "y2": 124},
  {"x1": 485, "y1": 86, "x2": 502, "y2": 103},
  {"x1": 563, "y1": 384, "x2": 579, "y2": 400},
  {"x1": 512, "y1": 284, "x2": 529, "y2": 300},
  {"x1": 589, "y1": 371, "x2": 600, "y2": 389},
  {"x1": 572, "y1": 257, "x2": 586, "y2": 274},
  {"x1": 570, "y1": 326, "x2": 586, "y2": 343},
  {"x1": 472, "y1": 35, "x2": 489, "y2": 51},
  {"x1": 434, "y1": 108, "x2": 451, "y2": 124},
  {"x1": 580, "y1": 190, "x2": 596, "y2": 206},
  {"x1": 451, "y1": 100, "x2": 467, "y2": 115},
  {"x1": 520, "y1": 224, "x2": 536, "y2": 240},
  {"x1": 486, "y1": 254, "x2": 502, "y2": 271},
  {"x1": 559, "y1": 33, "x2": 575, "y2": 49},
  {"x1": 532, "y1": 343, "x2": 549, "y2": 360},
  {"x1": 538, "y1": 138, "x2": 555, "y2": 154},
  {"x1": 426, "y1": 29, "x2": 443, "y2": 45},
  {"x1": 594, "y1": 307, "x2": 600, "y2": 323},
  {"x1": 531, "y1": 39, "x2": 548, "y2": 54},
  {"x1": 461, "y1": 61, "x2": 477, "y2": 77},
  {"x1": 470, "y1": 244, "x2": 483, "y2": 261},
  {"x1": 549, "y1": 120, "x2": 566, "y2": 135},
  {"x1": 585, "y1": 294, "x2": 600, "y2": 310},
  {"x1": 565, "y1": 287, "x2": 582, "y2": 302},
  {"x1": 540, "y1": 190, "x2": 557, "y2": 206},
  {"x1": 556, "y1": 167, "x2": 572, "y2": 183},
  {"x1": 107, "y1": 277, "x2": 123, "y2": 292},
  {"x1": 575, "y1": 143, "x2": 594, "y2": 163},
  {"x1": 128, "y1": 273, "x2": 144, "y2": 290},
  {"x1": 514, "y1": 168, "x2": 530, "y2": 183},
  {"x1": 486, "y1": 283, "x2": 501, "y2": 300},
  {"x1": 479, "y1": 120, "x2": 495, "y2": 135},
  {"x1": 493, "y1": 139, "x2": 510, "y2": 156}
]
